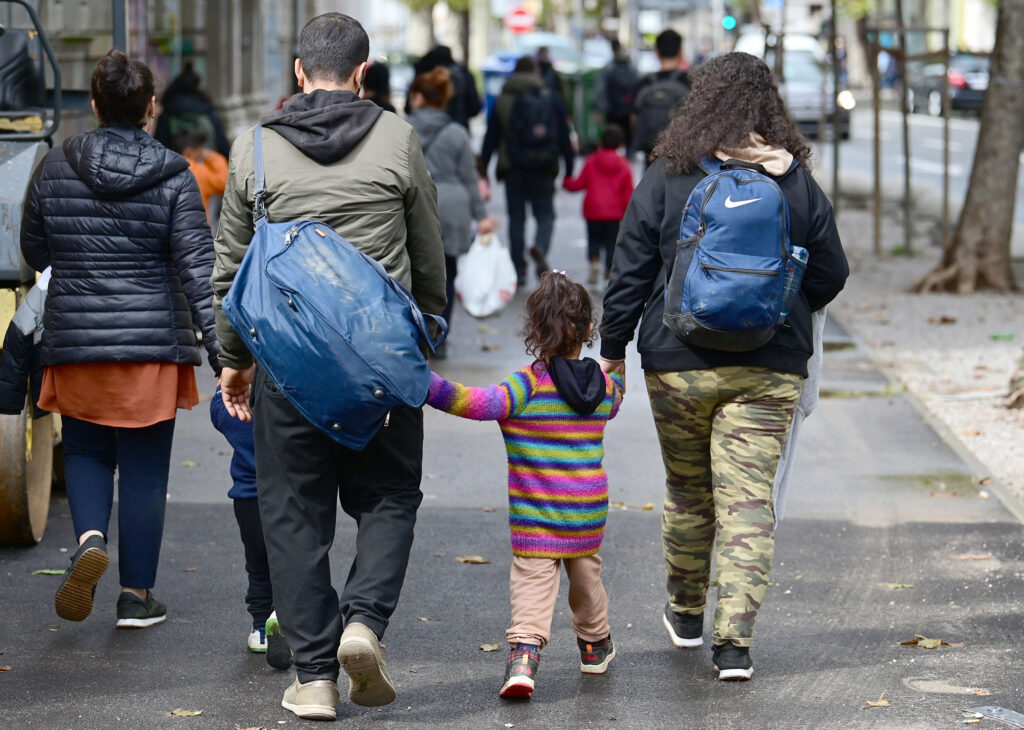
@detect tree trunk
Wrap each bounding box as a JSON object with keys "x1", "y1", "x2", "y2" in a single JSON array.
[
  {"x1": 456, "y1": 9, "x2": 470, "y2": 67},
  {"x1": 914, "y1": 0, "x2": 1024, "y2": 293}
]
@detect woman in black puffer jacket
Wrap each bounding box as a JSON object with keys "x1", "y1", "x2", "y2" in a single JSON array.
[{"x1": 20, "y1": 50, "x2": 220, "y2": 629}]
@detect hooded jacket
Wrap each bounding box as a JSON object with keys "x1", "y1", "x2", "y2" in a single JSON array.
[
  {"x1": 20, "y1": 126, "x2": 220, "y2": 371},
  {"x1": 562, "y1": 148, "x2": 634, "y2": 221},
  {"x1": 480, "y1": 72, "x2": 575, "y2": 180},
  {"x1": 600, "y1": 155, "x2": 848, "y2": 377},
  {"x1": 211, "y1": 90, "x2": 447, "y2": 370},
  {"x1": 408, "y1": 107, "x2": 487, "y2": 257},
  {"x1": 0, "y1": 269, "x2": 49, "y2": 416}
]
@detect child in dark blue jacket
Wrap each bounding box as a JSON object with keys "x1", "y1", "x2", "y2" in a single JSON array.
[{"x1": 0, "y1": 269, "x2": 50, "y2": 416}]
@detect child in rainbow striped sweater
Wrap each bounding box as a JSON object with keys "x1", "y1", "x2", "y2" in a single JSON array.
[{"x1": 427, "y1": 271, "x2": 625, "y2": 699}]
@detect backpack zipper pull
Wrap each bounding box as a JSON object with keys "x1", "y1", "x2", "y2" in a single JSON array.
[{"x1": 384, "y1": 411, "x2": 391, "y2": 428}]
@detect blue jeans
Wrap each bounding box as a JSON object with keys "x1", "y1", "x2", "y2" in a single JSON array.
[
  {"x1": 504, "y1": 170, "x2": 556, "y2": 280},
  {"x1": 62, "y1": 415, "x2": 176, "y2": 589}
]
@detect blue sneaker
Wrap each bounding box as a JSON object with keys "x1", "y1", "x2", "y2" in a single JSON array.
[{"x1": 248, "y1": 626, "x2": 267, "y2": 653}]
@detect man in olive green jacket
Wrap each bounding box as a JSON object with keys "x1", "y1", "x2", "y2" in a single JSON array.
[{"x1": 211, "y1": 12, "x2": 446, "y2": 723}]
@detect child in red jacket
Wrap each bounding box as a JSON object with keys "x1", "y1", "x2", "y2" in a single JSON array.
[{"x1": 563, "y1": 124, "x2": 634, "y2": 285}]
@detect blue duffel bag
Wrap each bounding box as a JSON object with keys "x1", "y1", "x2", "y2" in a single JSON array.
[{"x1": 223, "y1": 125, "x2": 447, "y2": 450}]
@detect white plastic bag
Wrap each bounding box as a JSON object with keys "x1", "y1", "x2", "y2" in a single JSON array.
[{"x1": 454, "y1": 233, "x2": 518, "y2": 318}]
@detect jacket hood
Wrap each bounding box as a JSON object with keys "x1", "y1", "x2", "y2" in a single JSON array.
[
  {"x1": 592, "y1": 148, "x2": 626, "y2": 174},
  {"x1": 63, "y1": 126, "x2": 189, "y2": 196},
  {"x1": 260, "y1": 89, "x2": 383, "y2": 164},
  {"x1": 501, "y1": 73, "x2": 545, "y2": 96},
  {"x1": 408, "y1": 107, "x2": 453, "y2": 150},
  {"x1": 715, "y1": 132, "x2": 794, "y2": 176},
  {"x1": 548, "y1": 356, "x2": 606, "y2": 416}
]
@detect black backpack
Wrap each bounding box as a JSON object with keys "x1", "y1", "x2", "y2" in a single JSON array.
[
  {"x1": 604, "y1": 60, "x2": 637, "y2": 116},
  {"x1": 633, "y1": 71, "x2": 689, "y2": 153},
  {"x1": 506, "y1": 89, "x2": 561, "y2": 171}
]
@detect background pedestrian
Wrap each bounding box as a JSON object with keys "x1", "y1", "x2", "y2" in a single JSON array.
[{"x1": 155, "y1": 61, "x2": 232, "y2": 157}]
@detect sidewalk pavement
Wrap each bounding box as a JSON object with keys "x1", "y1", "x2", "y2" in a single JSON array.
[{"x1": 2, "y1": 182, "x2": 1023, "y2": 729}]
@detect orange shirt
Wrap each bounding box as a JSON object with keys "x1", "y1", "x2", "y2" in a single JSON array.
[
  {"x1": 186, "y1": 151, "x2": 228, "y2": 218},
  {"x1": 38, "y1": 362, "x2": 199, "y2": 428}
]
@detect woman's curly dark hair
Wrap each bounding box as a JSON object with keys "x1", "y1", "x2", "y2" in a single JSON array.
[
  {"x1": 653, "y1": 52, "x2": 811, "y2": 175},
  {"x1": 523, "y1": 272, "x2": 596, "y2": 362}
]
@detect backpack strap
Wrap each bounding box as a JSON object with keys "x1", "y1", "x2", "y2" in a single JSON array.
[
  {"x1": 252, "y1": 124, "x2": 268, "y2": 228},
  {"x1": 421, "y1": 122, "x2": 454, "y2": 157}
]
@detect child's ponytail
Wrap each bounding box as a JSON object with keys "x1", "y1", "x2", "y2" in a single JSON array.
[{"x1": 523, "y1": 271, "x2": 596, "y2": 362}]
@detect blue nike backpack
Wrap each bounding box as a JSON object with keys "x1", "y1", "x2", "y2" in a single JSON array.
[
  {"x1": 663, "y1": 158, "x2": 809, "y2": 352},
  {"x1": 222, "y1": 126, "x2": 447, "y2": 450}
]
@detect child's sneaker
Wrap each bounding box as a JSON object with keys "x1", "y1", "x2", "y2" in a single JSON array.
[
  {"x1": 588, "y1": 260, "x2": 601, "y2": 285},
  {"x1": 712, "y1": 642, "x2": 754, "y2": 681},
  {"x1": 662, "y1": 602, "x2": 703, "y2": 648},
  {"x1": 265, "y1": 611, "x2": 292, "y2": 669},
  {"x1": 115, "y1": 591, "x2": 166, "y2": 628},
  {"x1": 248, "y1": 626, "x2": 267, "y2": 653},
  {"x1": 578, "y1": 635, "x2": 616, "y2": 674},
  {"x1": 499, "y1": 643, "x2": 540, "y2": 699}
]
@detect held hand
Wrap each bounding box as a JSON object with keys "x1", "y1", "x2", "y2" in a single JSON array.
[
  {"x1": 478, "y1": 177, "x2": 491, "y2": 202},
  {"x1": 600, "y1": 358, "x2": 626, "y2": 393},
  {"x1": 220, "y1": 365, "x2": 256, "y2": 422},
  {"x1": 477, "y1": 216, "x2": 499, "y2": 235}
]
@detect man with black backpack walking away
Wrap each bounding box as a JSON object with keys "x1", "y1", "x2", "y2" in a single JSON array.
[
  {"x1": 212, "y1": 12, "x2": 446, "y2": 722},
  {"x1": 632, "y1": 29, "x2": 689, "y2": 165},
  {"x1": 409, "y1": 45, "x2": 482, "y2": 129},
  {"x1": 481, "y1": 56, "x2": 574, "y2": 286},
  {"x1": 597, "y1": 39, "x2": 638, "y2": 155}
]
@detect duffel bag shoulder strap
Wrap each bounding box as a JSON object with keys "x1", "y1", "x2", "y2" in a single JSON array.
[{"x1": 252, "y1": 124, "x2": 268, "y2": 227}]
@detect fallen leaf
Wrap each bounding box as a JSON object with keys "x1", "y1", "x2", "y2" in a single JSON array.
[
  {"x1": 235, "y1": 726, "x2": 267, "y2": 730},
  {"x1": 971, "y1": 689, "x2": 992, "y2": 696},
  {"x1": 930, "y1": 491, "x2": 958, "y2": 498},
  {"x1": 481, "y1": 507, "x2": 496, "y2": 513},
  {"x1": 947, "y1": 641, "x2": 966, "y2": 648},
  {"x1": 861, "y1": 691, "x2": 889, "y2": 709},
  {"x1": 455, "y1": 555, "x2": 491, "y2": 564},
  {"x1": 876, "y1": 583, "x2": 914, "y2": 590},
  {"x1": 929, "y1": 316, "x2": 957, "y2": 324},
  {"x1": 951, "y1": 553, "x2": 991, "y2": 561},
  {"x1": 217, "y1": 450, "x2": 230, "y2": 456},
  {"x1": 416, "y1": 617, "x2": 433, "y2": 622},
  {"x1": 609, "y1": 501, "x2": 655, "y2": 511},
  {"x1": 481, "y1": 344, "x2": 501, "y2": 352},
  {"x1": 979, "y1": 477, "x2": 992, "y2": 486},
  {"x1": 900, "y1": 635, "x2": 949, "y2": 649},
  {"x1": 477, "y1": 325, "x2": 499, "y2": 335},
  {"x1": 181, "y1": 567, "x2": 199, "y2": 572},
  {"x1": 170, "y1": 708, "x2": 203, "y2": 717},
  {"x1": 479, "y1": 642, "x2": 502, "y2": 652},
  {"x1": 32, "y1": 569, "x2": 66, "y2": 575},
  {"x1": 958, "y1": 429, "x2": 983, "y2": 437},
  {"x1": 0, "y1": 666, "x2": 11, "y2": 672},
  {"x1": 180, "y1": 460, "x2": 200, "y2": 467}
]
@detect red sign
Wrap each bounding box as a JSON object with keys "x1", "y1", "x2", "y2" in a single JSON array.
[{"x1": 505, "y1": 8, "x2": 536, "y2": 34}]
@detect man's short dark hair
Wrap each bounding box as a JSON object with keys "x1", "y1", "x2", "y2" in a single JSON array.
[
  {"x1": 514, "y1": 56, "x2": 537, "y2": 74},
  {"x1": 298, "y1": 13, "x2": 369, "y2": 84},
  {"x1": 655, "y1": 29, "x2": 683, "y2": 59}
]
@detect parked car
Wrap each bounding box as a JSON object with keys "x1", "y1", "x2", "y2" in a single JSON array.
[
  {"x1": 907, "y1": 52, "x2": 989, "y2": 117},
  {"x1": 767, "y1": 50, "x2": 853, "y2": 140}
]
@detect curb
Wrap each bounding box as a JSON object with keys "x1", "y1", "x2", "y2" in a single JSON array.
[{"x1": 827, "y1": 310, "x2": 1024, "y2": 527}]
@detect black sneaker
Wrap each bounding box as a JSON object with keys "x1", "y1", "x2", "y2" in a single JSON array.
[
  {"x1": 663, "y1": 602, "x2": 703, "y2": 648},
  {"x1": 499, "y1": 643, "x2": 540, "y2": 699},
  {"x1": 115, "y1": 591, "x2": 167, "y2": 629},
  {"x1": 578, "y1": 635, "x2": 616, "y2": 674},
  {"x1": 265, "y1": 611, "x2": 292, "y2": 670},
  {"x1": 529, "y1": 246, "x2": 550, "y2": 275},
  {"x1": 55, "y1": 534, "x2": 109, "y2": 622},
  {"x1": 712, "y1": 643, "x2": 754, "y2": 681}
]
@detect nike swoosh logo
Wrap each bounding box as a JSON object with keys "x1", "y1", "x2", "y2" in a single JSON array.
[{"x1": 724, "y1": 195, "x2": 762, "y2": 208}]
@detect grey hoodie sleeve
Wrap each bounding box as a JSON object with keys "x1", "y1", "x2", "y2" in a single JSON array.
[
  {"x1": 453, "y1": 126, "x2": 488, "y2": 222},
  {"x1": 402, "y1": 129, "x2": 448, "y2": 320}
]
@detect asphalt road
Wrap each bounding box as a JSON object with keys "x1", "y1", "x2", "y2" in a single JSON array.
[{"x1": 3, "y1": 188, "x2": 1024, "y2": 729}]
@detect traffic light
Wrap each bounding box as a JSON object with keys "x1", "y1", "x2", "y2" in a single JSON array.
[{"x1": 722, "y1": 14, "x2": 737, "y2": 31}]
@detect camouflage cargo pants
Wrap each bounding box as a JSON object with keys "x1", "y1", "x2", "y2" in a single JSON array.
[{"x1": 646, "y1": 367, "x2": 801, "y2": 647}]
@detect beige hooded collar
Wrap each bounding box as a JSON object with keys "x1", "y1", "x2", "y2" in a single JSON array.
[{"x1": 715, "y1": 133, "x2": 794, "y2": 176}]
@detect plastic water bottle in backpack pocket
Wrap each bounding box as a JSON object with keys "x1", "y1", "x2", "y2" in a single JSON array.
[{"x1": 663, "y1": 159, "x2": 808, "y2": 352}]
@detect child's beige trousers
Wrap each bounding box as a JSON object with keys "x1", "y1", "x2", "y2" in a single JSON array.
[{"x1": 506, "y1": 554, "x2": 610, "y2": 648}]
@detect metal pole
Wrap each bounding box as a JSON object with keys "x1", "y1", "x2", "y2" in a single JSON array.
[
  {"x1": 942, "y1": 28, "x2": 951, "y2": 248},
  {"x1": 113, "y1": 0, "x2": 128, "y2": 52},
  {"x1": 895, "y1": 0, "x2": 912, "y2": 253},
  {"x1": 829, "y1": 0, "x2": 839, "y2": 216},
  {"x1": 871, "y1": 33, "x2": 882, "y2": 256}
]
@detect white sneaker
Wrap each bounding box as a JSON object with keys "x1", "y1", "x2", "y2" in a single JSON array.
[{"x1": 248, "y1": 626, "x2": 267, "y2": 653}]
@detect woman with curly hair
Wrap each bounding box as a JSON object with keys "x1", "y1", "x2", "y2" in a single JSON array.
[{"x1": 599, "y1": 52, "x2": 849, "y2": 680}]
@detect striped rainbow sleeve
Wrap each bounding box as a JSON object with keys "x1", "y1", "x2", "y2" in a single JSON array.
[
  {"x1": 426, "y1": 369, "x2": 534, "y2": 421},
  {"x1": 608, "y1": 372, "x2": 625, "y2": 420}
]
